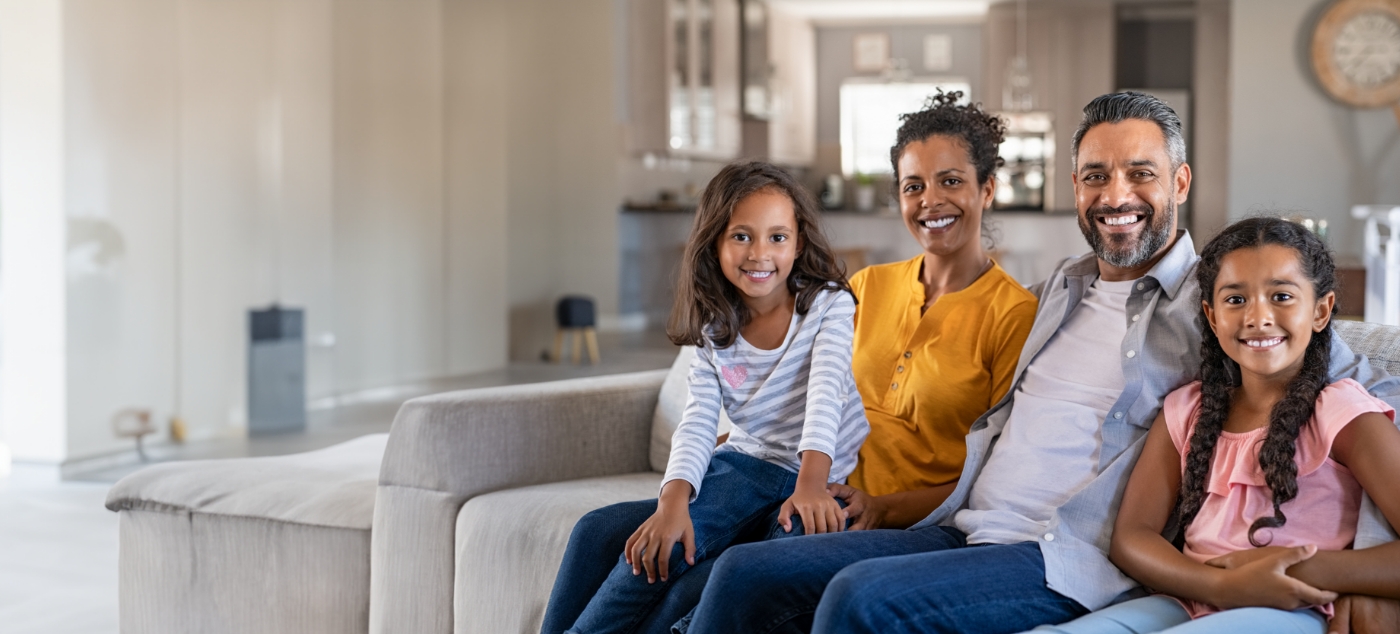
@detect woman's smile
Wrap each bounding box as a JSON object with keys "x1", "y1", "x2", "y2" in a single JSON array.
[{"x1": 916, "y1": 214, "x2": 959, "y2": 233}]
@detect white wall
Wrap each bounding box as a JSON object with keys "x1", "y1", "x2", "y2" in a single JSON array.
[
  {"x1": 64, "y1": 0, "x2": 180, "y2": 459},
  {"x1": 0, "y1": 0, "x2": 69, "y2": 463},
  {"x1": 27, "y1": 0, "x2": 511, "y2": 463},
  {"x1": 445, "y1": 0, "x2": 511, "y2": 376},
  {"x1": 1228, "y1": 0, "x2": 1400, "y2": 256},
  {"x1": 332, "y1": 0, "x2": 447, "y2": 392},
  {"x1": 505, "y1": 0, "x2": 623, "y2": 361}
]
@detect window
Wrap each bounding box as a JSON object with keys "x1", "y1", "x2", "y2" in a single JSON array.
[{"x1": 839, "y1": 79, "x2": 970, "y2": 177}]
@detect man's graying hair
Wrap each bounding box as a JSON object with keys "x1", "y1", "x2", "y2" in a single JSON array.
[{"x1": 1071, "y1": 91, "x2": 1186, "y2": 172}]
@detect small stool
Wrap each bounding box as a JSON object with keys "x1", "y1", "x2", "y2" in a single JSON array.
[{"x1": 553, "y1": 296, "x2": 600, "y2": 365}]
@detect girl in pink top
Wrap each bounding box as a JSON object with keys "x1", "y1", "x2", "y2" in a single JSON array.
[{"x1": 1033, "y1": 217, "x2": 1400, "y2": 634}]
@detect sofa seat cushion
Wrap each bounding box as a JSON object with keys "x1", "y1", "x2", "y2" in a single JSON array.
[
  {"x1": 454, "y1": 471, "x2": 662, "y2": 634},
  {"x1": 105, "y1": 433, "x2": 387, "y2": 530}
]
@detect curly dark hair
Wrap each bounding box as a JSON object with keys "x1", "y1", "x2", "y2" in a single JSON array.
[
  {"x1": 1180, "y1": 216, "x2": 1336, "y2": 547},
  {"x1": 667, "y1": 161, "x2": 853, "y2": 349},
  {"x1": 888, "y1": 89, "x2": 1005, "y2": 185}
]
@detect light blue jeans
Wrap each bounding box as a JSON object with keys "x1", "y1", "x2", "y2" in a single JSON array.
[{"x1": 1026, "y1": 595, "x2": 1326, "y2": 634}]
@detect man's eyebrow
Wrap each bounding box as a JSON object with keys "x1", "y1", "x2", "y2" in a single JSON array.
[
  {"x1": 1129, "y1": 159, "x2": 1158, "y2": 167},
  {"x1": 1081, "y1": 161, "x2": 1106, "y2": 171}
]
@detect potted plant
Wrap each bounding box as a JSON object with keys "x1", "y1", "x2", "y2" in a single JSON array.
[{"x1": 853, "y1": 173, "x2": 876, "y2": 212}]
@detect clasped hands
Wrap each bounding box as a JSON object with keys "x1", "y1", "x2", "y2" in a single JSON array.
[{"x1": 1203, "y1": 545, "x2": 1400, "y2": 634}]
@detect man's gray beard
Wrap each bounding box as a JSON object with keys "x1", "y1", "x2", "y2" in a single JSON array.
[{"x1": 1078, "y1": 201, "x2": 1175, "y2": 269}]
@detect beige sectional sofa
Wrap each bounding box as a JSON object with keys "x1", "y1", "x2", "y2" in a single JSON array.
[{"x1": 106, "y1": 321, "x2": 1400, "y2": 634}]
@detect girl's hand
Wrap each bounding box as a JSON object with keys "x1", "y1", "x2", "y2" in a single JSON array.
[
  {"x1": 827, "y1": 483, "x2": 886, "y2": 530},
  {"x1": 1212, "y1": 544, "x2": 1339, "y2": 610},
  {"x1": 779, "y1": 484, "x2": 847, "y2": 535},
  {"x1": 1203, "y1": 546, "x2": 1291, "y2": 571},
  {"x1": 625, "y1": 484, "x2": 696, "y2": 584}
]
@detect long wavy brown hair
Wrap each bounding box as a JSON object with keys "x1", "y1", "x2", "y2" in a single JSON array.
[
  {"x1": 667, "y1": 161, "x2": 852, "y2": 349},
  {"x1": 1180, "y1": 217, "x2": 1336, "y2": 547}
]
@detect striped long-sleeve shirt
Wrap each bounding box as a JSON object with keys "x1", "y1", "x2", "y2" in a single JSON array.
[{"x1": 663, "y1": 287, "x2": 870, "y2": 499}]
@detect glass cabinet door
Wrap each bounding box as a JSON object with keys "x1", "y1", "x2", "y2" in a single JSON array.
[
  {"x1": 668, "y1": 0, "x2": 738, "y2": 157},
  {"x1": 669, "y1": 0, "x2": 691, "y2": 150}
]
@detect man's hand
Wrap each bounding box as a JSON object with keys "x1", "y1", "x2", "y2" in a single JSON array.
[
  {"x1": 1328, "y1": 595, "x2": 1400, "y2": 634},
  {"x1": 779, "y1": 484, "x2": 847, "y2": 535},
  {"x1": 827, "y1": 483, "x2": 886, "y2": 530}
]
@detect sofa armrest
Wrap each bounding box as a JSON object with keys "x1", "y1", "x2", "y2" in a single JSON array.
[{"x1": 370, "y1": 369, "x2": 668, "y2": 634}]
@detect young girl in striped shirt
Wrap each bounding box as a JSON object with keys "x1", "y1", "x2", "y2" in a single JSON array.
[{"x1": 557, "y1": 161, "x2": 869, "y2": 634}]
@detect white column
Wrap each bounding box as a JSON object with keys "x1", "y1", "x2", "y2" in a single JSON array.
[{"x1": 0, "y1": 0, "x2": 68, "y2": 465}]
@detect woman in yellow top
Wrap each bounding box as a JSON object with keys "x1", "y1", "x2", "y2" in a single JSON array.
[{"x1": 827, "y1": 90, "x2": 1038, "y2": 530}]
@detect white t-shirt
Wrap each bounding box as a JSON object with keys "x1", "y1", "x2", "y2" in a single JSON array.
[{"x1": 954, "y1": 277, "x2": 1134, "y2": 545}]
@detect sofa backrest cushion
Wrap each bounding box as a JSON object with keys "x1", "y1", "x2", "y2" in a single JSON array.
[
  {"x1": 1336, "y1": 320, "x2": 1400, "y2": 377},
  {"x1": 650, "y1": 347, "x2": 732, "y2": 473}
]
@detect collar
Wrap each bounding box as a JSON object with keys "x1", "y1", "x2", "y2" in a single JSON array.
[
  {"x1": 1062, "y1": 230, "x2": 1197, "y2": 301},
  {"x1": 1144, "y1": 230, "x2": 1196, "y2": 300}
]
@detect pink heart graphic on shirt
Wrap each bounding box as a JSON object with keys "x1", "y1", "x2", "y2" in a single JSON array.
[{"x1": 721, "y1": 365, "x2": 748, "y2": 388}]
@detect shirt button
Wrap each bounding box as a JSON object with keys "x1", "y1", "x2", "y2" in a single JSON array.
[
  {"x1": 1125, "y1": 350, "x2": 1136, "y2": 358},
  {"x1": 1043, "y1": 533, "x2": 1055, "y2": 542},
  {"x1": 903, "y1": 351, "x2": 912, "y2": 359},
  {"x1": 896, "y1": 366, "x2": 905, "y2": 373},
  {"x1": 1114, "y1": 412, "x2": 1123, "y2": 419},
  {"x1": 1131, "y1": 314, "x2": 1140, "y2": 322},
  {"x1": 891, "y1": 382, "x2": 899, "y2": 390},
  {"x1": 1136, "y1": 282, "x2": 1145, "y2": 290}
]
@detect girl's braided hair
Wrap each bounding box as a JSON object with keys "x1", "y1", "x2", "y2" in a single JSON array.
[{"x1": 1180, "y1": 216, "x2": 1335, "y2": 546}]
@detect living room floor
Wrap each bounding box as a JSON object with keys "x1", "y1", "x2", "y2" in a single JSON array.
[{"x1": 1, "y1": 330, "x2": 679, "y2": 634}]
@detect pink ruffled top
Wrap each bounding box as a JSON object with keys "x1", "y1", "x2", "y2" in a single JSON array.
[{"x1": 1162, "y1": 378, "x2": 1394, "y2": 618}]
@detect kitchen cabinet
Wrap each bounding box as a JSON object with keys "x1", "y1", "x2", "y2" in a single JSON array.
[
  {"x1": 764, "y1": 2, "x2": 816, "y2": 166},
  {"x1": 983, "y1": 0, "x2": 1114, "y2": 211},
  {"x1": 627, "y1": 0, "x2": 741, "y2": 159}
]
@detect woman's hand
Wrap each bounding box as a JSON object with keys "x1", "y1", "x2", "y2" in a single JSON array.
[
  {"x1": 827, "y1": 483, "x2": 887, "y2": 530},
  {"x1": 625, "y1": 482, "x2": 695, "y2": 583},
  {"x1": 1210, "y1": 544, "x2": 1339, "y2": 611},
  {"x1": 779, "y1": 484, "x2": 847, "y2": 535}
]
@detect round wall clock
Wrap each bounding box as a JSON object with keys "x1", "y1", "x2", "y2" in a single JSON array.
[{"x1": 1311, "y1": 0, "x2": 1400, "y2": 109}]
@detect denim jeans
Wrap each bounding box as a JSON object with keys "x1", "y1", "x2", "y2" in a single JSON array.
[
  {"x1": 543, "y1": 450, "x2": 802, "y2": 634},
  {"x1": 685, "y1": 526, "x2": 1089, "y2": 634},
  {"x1": 1025, "y1": 596, "x2": 1326, "y2": 634}
]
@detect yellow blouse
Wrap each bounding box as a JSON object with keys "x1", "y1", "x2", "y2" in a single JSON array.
[{"x1": 845, "y1": 255, "x2": 1037, "y2": 497}]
